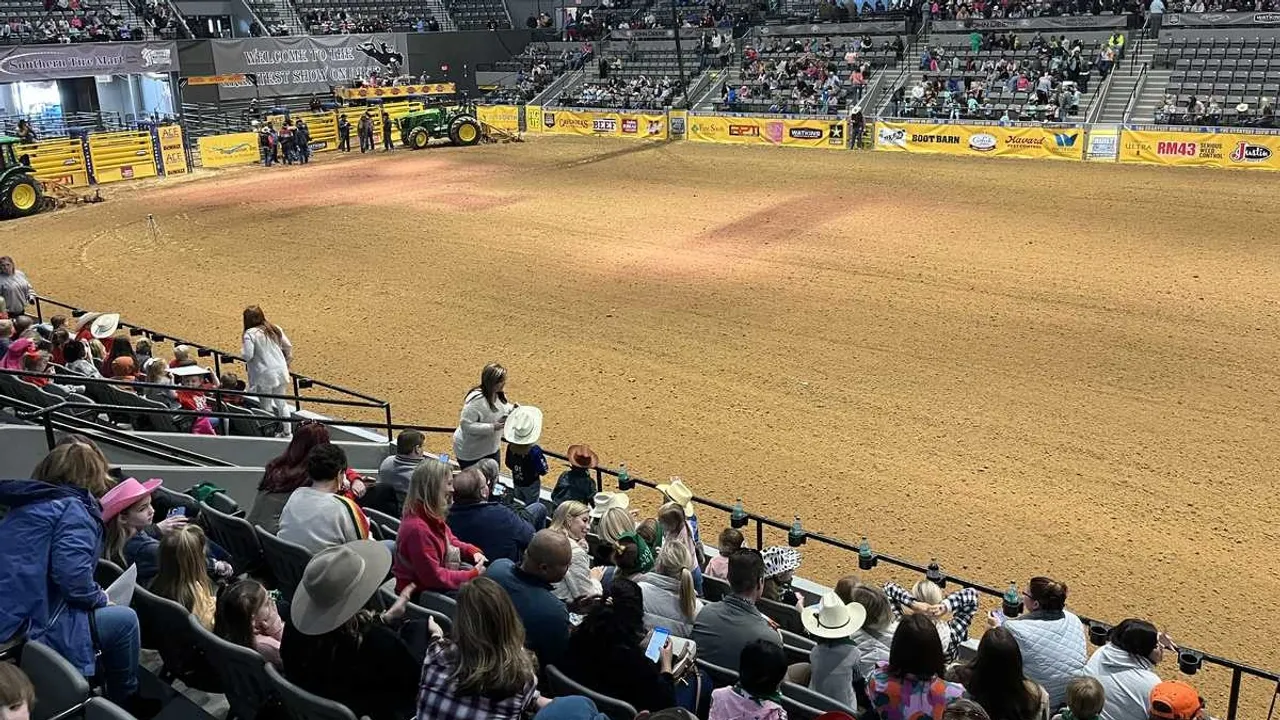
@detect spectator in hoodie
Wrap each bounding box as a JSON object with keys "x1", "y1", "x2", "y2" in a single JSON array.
[
  {"x1": 248, "y1": 422, "x2": 335, "y2": 533},
  {"x1": 394, "y1": 455, "x2": 487, "y2": 595},
  {"x1": 452, "y1": 362, "x2": 513, "y2": 468},
  {"x1": 638, "y1": 540, "x2": 703, "y2": 638},
  {"x1": 1000, "y1": 576, "x2": 1088, "y2": 709},
  {"x1": 379, "y1": 429, "x2": 425, "y2": 503},
  {"x1": 447, "y1": 466, "x2": 537, "y2": 564},
  {"x1": 1084, "y1": 619, "x2": 1169, "y2": 720}
]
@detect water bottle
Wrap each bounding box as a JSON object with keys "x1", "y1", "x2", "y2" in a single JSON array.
[
  {"x1": 730, "y1": 497, "x2": 748, "y2": 529},
  {"x1": 788, "y1": 516, "x2": 806, "y2": 547},
  {"x1": 1003, "y1": 581, "x2": 1023, "y2": 617},
  {"x1": 858, "y1": 536, "x2": 876, "y2": 570},
  {"x1": 617, "y1": 462, "x2": 634, "y2": 491}
]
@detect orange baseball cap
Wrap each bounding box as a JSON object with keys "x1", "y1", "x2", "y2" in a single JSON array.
[{"x1": 1149, "y1": 681, "x2": 1205, "y2": 720}]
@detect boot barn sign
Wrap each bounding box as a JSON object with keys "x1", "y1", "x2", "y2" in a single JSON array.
[{"x1": 209, "y1": 34, "x2": 408, "y2": 99}]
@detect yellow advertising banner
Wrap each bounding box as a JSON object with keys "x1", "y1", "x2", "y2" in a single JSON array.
[
  {"x1": 1118, "y1": 128, "x2": 1280, "y2": 170},
  {"x1": 873, "y1": 121, "x2": 1084, "y2": 161},
  {"x1": 539, "y1": 109, "x2": 668, "y2": 141},
  {"x1": 197, "y1": 132, "x2": 260, "y2": 168},
  {"x1": 157, "y1": 125, "x2": 187, "y2": 175},
  {"x1": 87, "y1": 131, "x2": 158, "y2": 183},
  {"x1": 687, "y1": 115, "x2": 847, "y2": 149},
  {"x1": 477, "y1": 104, "x2": 520, "y2": 134},
  {"x1": 184, "y1": 74, "x2": 247, "y2": 86},
  {"x1": 18, "y1": 138, "x2": 88, "y2": 187},
  {"x1": 525, "y1": 105, "x2": 541, "y2": 133},
  {"x1": 335, "y1": 83, "x2": 456, "y2": 100}
]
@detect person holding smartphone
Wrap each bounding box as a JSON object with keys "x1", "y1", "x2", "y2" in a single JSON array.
[
  {"x1": 1083, "y1": 619, "x2": 1175, "y2": 720},
  {"x1": 453, "y1": 363, "x2": 514, "y2": 469}
]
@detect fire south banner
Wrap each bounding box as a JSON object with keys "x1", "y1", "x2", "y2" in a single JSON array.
[
  {"x1": 687, "y1": 115, "x2": 847, "y2": 149},
  {"x1": 210, "y1": 34, "x2": 407, "y2": 100},
  {"x1": 540, "y1": 109, "x2": 668, "y2": 141},
  {"x1": 1118, "y1": 128, "x2": 1280, "y2": 170},
  {"x1": 874, "y1": 121, "x2": 1084, "y2": 160}
]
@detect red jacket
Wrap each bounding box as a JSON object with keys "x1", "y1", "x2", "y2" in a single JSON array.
[{"x1": 392, "y1": 510, "x2": 481, "y2": 594}]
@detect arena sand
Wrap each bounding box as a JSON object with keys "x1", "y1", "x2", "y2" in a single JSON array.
[{"x1": 5, "y1": 136, "x2": 1278, "y2": 712}]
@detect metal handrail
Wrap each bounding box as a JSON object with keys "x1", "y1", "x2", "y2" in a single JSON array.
[
  {"x1": 1123, "y1": 62, "x2": 1149, "y2": 124},
  {"x1": 1085, "y1": 62, "x2": 1118, "y2": 126}
]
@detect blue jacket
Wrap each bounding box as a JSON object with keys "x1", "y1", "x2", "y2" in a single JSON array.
[
  {"x1": 0, "y1": 479, "x2": 108, "y2": 675},
  {"x1": 446, "y1": 501, "x2": 534, "y2": 564},
  {"x1": 485, "y1": 559, "x2": 569, "y2": 671}
]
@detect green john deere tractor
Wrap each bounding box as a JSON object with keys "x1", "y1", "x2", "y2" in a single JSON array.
[
  {"x1": 399, "y1": 104, "x2": 483, "y2": 150},
  {"x1": 0, "y1": 137, "x2": 44, "y2": 219}
]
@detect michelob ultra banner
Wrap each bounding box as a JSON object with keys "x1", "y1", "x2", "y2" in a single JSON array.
[
  {"x1": 540, "y1": 109, "x2": 668, "y2": 140},
  {"x1": 875, "y1": 121, "x2": 1084, "y2": 160},
  {"x1": 197, "y1": 132, "x2": 260, "y2": 168},
  {"x1": 477, "y1": 105, "x2": 521, "y2": 134},
  {"x1": 687, "y1": 115, "x2": 847, "y2": 149},
  {"x1": 1119, "y1": 128, "x2": 1280, "y2": 170}
]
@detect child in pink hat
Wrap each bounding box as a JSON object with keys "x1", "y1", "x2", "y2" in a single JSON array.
[{"x1": 100, "y1": 478, "x2": 232, "y2": 586}]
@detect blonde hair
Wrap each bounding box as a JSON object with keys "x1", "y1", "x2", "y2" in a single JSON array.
[
  {"x1": 550, "y1": 501, "x2": 590, "y2": 537},
  {"x1": 404, "y1": 456, "x2": 452, "y2": 519},
  {"x1": 912, "y1": 580, "x2": 944, "y2": 606},
  {"x1": 654, "y1": 541, "x2": 698, "y2": 621},
  {"x1": 145, "y1": 357, "x2": 169, "y2": 383},
  {"x1": 452, "y1": 577, "x2": 538, "y2": 696},
  {"x1": 153, "y1": 525, "x2": 215, "y2": 628},
  {"x1": 89, "y1": 339, "x2": 106, "y2": 361},
  {"x1": 31, "y1": 443, "x2": 112, "y2": 497},
  {"x1": 597, "y1": 506, "x2": 636, "y2": 546},
  {"x1": 104, "y1": 496, "x2": 149, "y2": 567}
]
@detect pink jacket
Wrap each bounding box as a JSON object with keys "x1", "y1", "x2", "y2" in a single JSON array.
[
  {"x1": 709, "y1": 687, "x2": 787, "y2": 720},
  {"x1": 393, "y1": 510, "x2": 481, "y2": 593}
]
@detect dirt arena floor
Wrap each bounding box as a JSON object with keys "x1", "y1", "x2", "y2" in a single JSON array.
[{"x1": 5, "y1": 136, "x2": 1278, "y2": 711}]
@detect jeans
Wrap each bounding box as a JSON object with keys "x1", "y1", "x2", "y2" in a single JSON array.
[
  {"x1": 523, "y1": 501, "x2": 548, "y2": 530},
  {"x1": 511, "y1": 483, "x2": 542, "y2": 508},
  {"x1": 93, "y1": 605, "x2": 141, "y2": 703},
  {"x1": 457, "y1": 452, "x2": 499, "y2": 470}
]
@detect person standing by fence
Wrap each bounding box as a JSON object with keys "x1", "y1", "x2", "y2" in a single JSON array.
[
  {"x1": 381, "y1": 109, "x2": 394, "y2": 151},
  {"x1": 338, "y1": 115, "x2": 352, "y2": 152},
  {"x1": 295, "y1": 118, "x2": 311, "y2": 164},
  {"x1": 241, "y1": 305, "x2": 294, "y2": 436},
  {"x1": 358, "y1": 110, "x2": 374, "y2": 153}
]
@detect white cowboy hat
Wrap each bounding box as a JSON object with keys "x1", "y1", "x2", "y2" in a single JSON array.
[
  {"x1": 589, "y1": 491, "x2": 630, "y2": 519},
  {"x1": 656, "y1": 477, "x2": 695, "y2": 516},
  {"x1": 74, "y1": 311, "x2": 120, "y2": 339},
  {"x1": 291, "y1": 540, "x2": 392, "y2": 636},
  {"x1": 1236, "y1": 102, "x2": 1250, "y2": 113},
  {"x1": 802, "y1": 592, "x2": 867, "y2": 639},
  {"x1": 502, "y1": 405, "x2": 543, "y2": 445},
  {"x1": 762, "y1": 546, "x2": 801, "y2": 579}
]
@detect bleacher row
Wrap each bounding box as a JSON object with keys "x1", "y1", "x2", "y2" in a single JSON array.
[{"x1": 1157, "y1": 36, "x2": 1280, "y2": 108}]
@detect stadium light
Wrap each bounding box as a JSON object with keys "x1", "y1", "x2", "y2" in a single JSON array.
[{"x1": 788, "y1": 516, "x2": 807, "y2": 547}]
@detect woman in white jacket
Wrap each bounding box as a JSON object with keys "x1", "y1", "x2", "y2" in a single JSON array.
[
  {"x1": 549, "y1": 501, "x2": 603, "y2": 603},
  {"x1": 452, "y1": 363, "x2": 513, "y2": 468},
  {"x1": 638, "y1": 541, "x2": 703, "y2": 638},
  {"x1": 1084, "y1": 618, "x2": 1169, "y2": 720},
  {"x1": 241, "y1": 306, "x2": 293, "y2": 434}
]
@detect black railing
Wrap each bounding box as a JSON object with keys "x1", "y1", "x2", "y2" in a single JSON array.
[{"x1": 30, "y1": 295, "x2": 393, "y2": 434}]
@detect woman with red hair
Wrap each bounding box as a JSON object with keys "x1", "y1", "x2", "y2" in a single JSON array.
[{"x1": 247, "y1": 421, "x2": 367, "y2": 533}]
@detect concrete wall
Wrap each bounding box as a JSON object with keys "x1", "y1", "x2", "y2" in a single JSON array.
[{"x1": 0, "y1": 426, "x2": 176, "y2": 476}]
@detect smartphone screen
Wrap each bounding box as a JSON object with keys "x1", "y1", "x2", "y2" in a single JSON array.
[
  {"x1": 644, "y1": 628, "x2": 670, "y2": 662},
  {"x1": 166, "y1": 507, "x2": 185, "y2": 519}
]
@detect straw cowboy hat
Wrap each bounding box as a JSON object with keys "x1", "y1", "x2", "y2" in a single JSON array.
[
  {"x1": 657, "y1": 477, "x2": 695, "y2": 516},
  {"x1": 291, "y1": 540, "x2": 392, "y2": 636},
  {"x1": 74, "y1": 312, "x2": 120, "y2": 339},
  {"x1": 99, "y1": 477, "x2": 163, "y2": 523},
  {"x1": 567, "y1": 444, "x2": 598, "y2": 469},
  {"x1": 762, "y1": 546, "x2": 802, "y2": 579},
  {"x1": 802, "y1": 592, "x2": 867, "y2": 640},
  {"x1": 589, "y1": 491, "x2": 630, "y2": 519},
  {"x1": 502, "y1": 405, "x2": 543, "y2": 445}
]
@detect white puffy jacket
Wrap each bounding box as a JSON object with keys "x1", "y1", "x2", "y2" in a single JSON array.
[
  {"x1": 638, "y1": 572, "x2": 704, "y2": 639},
  {"x1": 1083, "y1": 642, "x2": 1162, "y2": 720},
  {"x1": 1004, "y1": 610, "x2": 1088, "y2": 708}
]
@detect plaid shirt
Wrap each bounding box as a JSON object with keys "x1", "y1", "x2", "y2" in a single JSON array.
[
  {"x1": 416, "y1": 640, "x2": 539, "y2": 720},
  {"x1": 883, "y1": 582, "x2": 979, "y2": 661}
]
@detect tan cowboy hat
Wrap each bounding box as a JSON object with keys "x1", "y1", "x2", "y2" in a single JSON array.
[
  {"x1": 589, "y1": 491, "x2": 630, "y2": 519},
  {"x1": 502, "y1": 405, "x2": 543, "y2": 445},
  {"x1": 74, "y1": 312, "x2": 120, "y2": 339},
  {"x1": 291, "y1": 540, "x2": 391, "y2": 636},
  {"x1": 657, "y1": 477, "x2": 695, "y2": 515},
  {"x1": 567, "y1": 444, "x2": 598, "y2": 469},
  {"x1": 802, "y1": 592, "x2": 867, "y2": 640}
]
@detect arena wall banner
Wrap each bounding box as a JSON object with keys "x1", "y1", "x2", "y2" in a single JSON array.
[
  {"x1": 524, "y1": 105, "x2": 541, "y2": 133},
  {"x1": 0, "y1": 42, "x2": 177, "y2": 82},
  {"x1": 1085, "y1": 125, "x2": 1120, "y2": 162},
  {"x1": 87, "y1": 131, "x2": 158, "y2": 184},
  {"x1": 540, "y1": 108, "x2": 669, "y2": 141},
  {"x1": 210, "y1": 34, "x2": 407, "y2": 100},
  {"x1": 1118, "y1": 128, "x2": 1280, "y2": 170},
  {"x1": 477, "y1": 105, "x2": 521, "y2": 134},
  {"x1": 874, "y1": 120, "x2": 1084, "y2": 160},
  {"x1": 197, "y1": 132, "x2": 260, "y2": 168},
  {"x1": 18, "y1": 138, "x2": 88, "y2": 187},
  {"x1": 155, "y1": 125, "x2": 187, "y2": 175},
  {"x1": 668, "y1": 109, "x2": 688, "y2": 139},
  {"x1": 932, "y1": 15, "x2": 1125, "y2": 31},
  {"x1": 687, "y1": 114, "x2": 847, "y2": 149},
  {"x1": 1165, "y1": 11, "x2": 1280, "y2": 27}
]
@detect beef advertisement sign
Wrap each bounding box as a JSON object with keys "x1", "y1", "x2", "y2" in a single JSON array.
[{"x1": 209, "y1": 34, "x2": 406, "y2": 99}]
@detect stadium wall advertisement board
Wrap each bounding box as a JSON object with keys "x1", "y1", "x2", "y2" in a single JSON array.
[
  {"x1": 197, "y1": 132, "x2": 261, "y2": 168},
  {"x1": 687, "y1": 115, "x2": 847, "y2": 149},
  {"x1": 873, "y1": 120, "x2": 1085, "y2": 160},
  {"x1": 156, "y1": 125, "x2": 187, "y2": 175},
  {"x1": 1118, "y1": 128, "x2": 1280, "y2": 170},
  {"x1": 210, "y1": 34, "x2": 407, "y2": 100},
  {"x1": 540, "y1": 109, "x2": 669, "y2": 140},
  {"x1": 0, "y1": 41, "x2": 178, "y2": 81},
  {"x1": 477, "y1": 104, "x2": 521, "y2": 134}
]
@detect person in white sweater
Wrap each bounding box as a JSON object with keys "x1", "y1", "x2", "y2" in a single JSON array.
[
  {"x1": 277, "y1": 444, "x2": 371, "y2": 554},
  {"x1": 1084, "y1": 619, "x2": 1169, "y2": 720},
  {"x1": 452, "y1": 362, "x2": 513, "y2": 468},
  {"x1": 241, "y1": 306, "x2": 293, "y2": 435},
  {"x1": 638, "y1": 541, "x2": 703, "y2": 638},
  {"x1": 548, "y1": 500, "x2": 603, "y2": 603}
]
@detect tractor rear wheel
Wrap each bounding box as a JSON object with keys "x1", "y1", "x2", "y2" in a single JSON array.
[
  {"x1": 449, "y1": 116, "x2": 482, "y2": 146},
  {"x1": 408, "y1": 127, "x2": 430, "y2": 150},
  {"x1": 0, "y1": 174, "x2": 43, "y2": 219}
]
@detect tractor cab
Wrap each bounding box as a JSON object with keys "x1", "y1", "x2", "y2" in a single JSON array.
[{"x1": 0, "y1": 135, "x2": 43, "y2": 218}]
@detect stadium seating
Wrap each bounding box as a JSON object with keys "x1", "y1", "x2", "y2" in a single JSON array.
[
  {"x1": 448, "y1": 0, "x2": 512, "y2": 30},
  {"x1": 1153, "y1": 35, "x2": 1280, "y2": 125},
  {"x1": 483, "y1": 41, "x2": 592, "y2": 104},
  {"x1": 20, "y1": 640, "x2": 91, "y2": 720}
]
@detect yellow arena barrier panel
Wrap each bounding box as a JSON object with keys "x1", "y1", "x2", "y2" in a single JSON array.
[
  {"x1": 539, "y1": 108, "x2": 668, "y2": 140},
  {"x1": 477, "y1": 105, "x2": 520, "y2": 134},
  {"x1": 1118, "y1": 127, "x2": 1280, "y2": 170},
  {"x1": 157, "y1": 125, "x2": 187, "y2": 175},
  {"x1": 687, "y1": 114, "x2": 845, "y2": 149},
  {"x1": 197, "y1": 132, "x2": 260, "y2": 168},
  {"x1": 525, "y1": 105, "x2": 541, "y2": 133},
  {"x1": 18, "y1": 138, "x2": 88, "y2": 187},
  {"x1": 872, "y1": 120, "x2": 1084, "y2": 161},
  {"x1": 88, "y1": 130, "x2": 158, "y2": 183}
]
